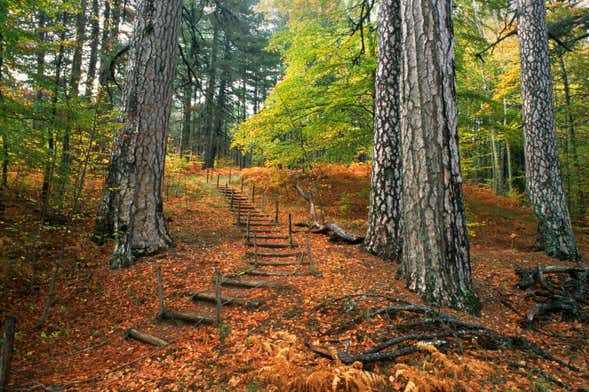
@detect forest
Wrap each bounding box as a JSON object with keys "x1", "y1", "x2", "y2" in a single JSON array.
[{"x1": 0, "y1": 0, "x2": 588, "y2": 390}]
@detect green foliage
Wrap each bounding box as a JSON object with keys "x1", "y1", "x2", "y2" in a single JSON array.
[{"x1": 232, "y1": 0, "x2": 376, "y2": 168}]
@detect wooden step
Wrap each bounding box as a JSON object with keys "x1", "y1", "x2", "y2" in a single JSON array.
[
  {"x1": 248, "y1": 223, "x2": 277, "y2": 227},
  {"x1": 190, "y1": 292, "x2": 262, "y2": 308},
  {"x1": 221, "y1": 279, "x2": 282, "y2": 289},
  {"x1": 246, "y1": 269, "x2": 295, "y2": 277},
  {"x1": 248, "y1": 229, "x2": 282, "y2": 234},
  {"x1": 251, "y1": 260, "x2": 309, "y2": 267},
  {"x1": 251, "y1": 235, "x2": 289, "y2": 240},
  {"x1": 247, "y1": 251, "x2": 301, "y2": 258},
  {"x1": 247, "y1": 242, "x2": 296, "y2": 249}
]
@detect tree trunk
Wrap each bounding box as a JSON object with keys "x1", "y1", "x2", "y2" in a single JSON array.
[
  {"x1": 203, "y1": 23, "x2": 219, "y2": 169},
  {"x1": 179, "y1": 81, "x2": 192, "y2": 158},
  {"x1": 84, "y1": 0, "x2": 100, "y2": 96},
  {"x1": 97, "y1": 0, "x2": 182, "y2": 268},
  {"x1": 490, "y1": 129, "x2": 503, "y2": 195},
  {"x1": 56, "y1": 3, "x2": 88, "y2": 208},
  {"x1": 365, "y1": 0, "x2": 402, "y2": 261},
  {"x1": 516, "y1": 0, "x2": 579, "y2": 261},
  {"x1": 557, "y1": 52, "x2": 584, "y2": 221},
  {"x1": 400, "y1": 0, "x2": 478, "y2": 312}
]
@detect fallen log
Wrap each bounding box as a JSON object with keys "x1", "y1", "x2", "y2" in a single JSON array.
[{"x1": 126, "y1": 328, "x2": 169, "y2": 347}]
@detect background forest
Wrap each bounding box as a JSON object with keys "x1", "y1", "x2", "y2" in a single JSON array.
[
  {"x1": 1, "y1": 0, "x2": 588, "y2": 221},
  {"x1": 1, "y1": 0, "x2": 589, "y2": 390}
]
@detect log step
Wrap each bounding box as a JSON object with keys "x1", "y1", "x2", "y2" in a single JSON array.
[
  {"x1": 247, "y1": 251, "x2": 301, "y2": 258},
  {"x1": 247, "y1": 269, "x2": 295, "y2": 277},
  {"x1": 191, "y1": 292, "x2": 262, "y2": 308},
  {"x1": 252, "y1": 235, "x2": 289, "y2": 240},
  {"x1": 158, "y1": 308, "x2": 214, "y2": 325},
  {"x1": 247, "y1": 242, "x2": 297, "y2": 249},
  {"x1": 221, "y1": 279, "x2": 282, "y2": 289},
  {"x1": 251, "y1": 260, "x2": 310, "y2": 267},
  {"x1": 248, "y1": 223, "x2": 277, "y2": 227}
]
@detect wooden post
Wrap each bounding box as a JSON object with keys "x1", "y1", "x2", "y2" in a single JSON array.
[
  {"x1": 237, "y1": 201, "x2": 241, "y2": 225},
  {"x1": 306, "y1": 238, "x2": 317, "y2": 276},
  {"x1": 216, "y1": 174, "x2": 220, "y2": 188},
  {"x1": 253, "y1": 232, "x2": 258, "y2": 267},
  {"x1": 157, "y1": 267, "x2": 165, "y2": 316},
  {"x1": 274, "y1": 199, "x2": 279, "y2": 224},
  {"x1": 215, "y1": 271, "x2": 222, "y2": 324},
  {"x1": 288, "y1": 214, "x2": 293, "y2": 247},
  {"x1": 230, "y1": 189, "x2": 234, "y2": 209},
  {"x1": 260, "y1": 192, "x2": 265, "y2": 209},
  {"x1": 228, "y1": 168, "x2": 232, "y2": 184},
  {"x1": 246, "y1": 213, "x2": 251, "y2": 241},
  {"x1": 240, "y1": 178, "x2": 244, "y2": 192},
  {"x1": 0, "y1": 316, "x2": 15, "y2": 392},
  {"x1": 206, "y1": 169, "x2": 209, "y2": 183},
  {"x1": 251, "y1": 184, "x2": 256, "y2": 203}
]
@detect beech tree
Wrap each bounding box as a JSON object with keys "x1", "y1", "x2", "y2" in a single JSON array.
[
  {"x1": 400, "y1": 0, "x2": 478, "y2": 311},
  {"x1": 365, "y1": 0, "x2": 402, "y2": 261},
  {"x1": 96, "y1": 0, "x2": 182, "y2": 267},
  {"x1": 516, "y1": 0, "x2": 579, "y2": 261}
]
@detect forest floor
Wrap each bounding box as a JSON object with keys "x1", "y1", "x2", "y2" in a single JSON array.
[{"x1": 1, "y1": 163, "x2": 588, "y2": 391}]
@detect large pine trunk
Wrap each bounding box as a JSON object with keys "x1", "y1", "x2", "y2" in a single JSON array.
[
  {"x1": 365, "y1": 0, "x2": 402, "y2": 261},
  {"x1": 400, "y1": 0, "x2": 478, "y2": 312},
  {"x1": 97, "y1": 0, "x2": 182, "y2": 268},
  {"x1": 516, "y1": 0, "x2": 579, "y2": 261}
]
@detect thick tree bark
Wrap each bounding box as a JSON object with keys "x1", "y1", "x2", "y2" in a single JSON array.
[
  {"x1": 400, "y1": 0, "x2": 478, "y2": 312},
  {"x1": 96, "y1": 0, "x2": 182, "y2": 268},
  {"x1": 365, "y1": 0, "x2": 402, "y2": 261},
  {"x1": 516, "y1": 0, "x2": 579, "y2": 261}
]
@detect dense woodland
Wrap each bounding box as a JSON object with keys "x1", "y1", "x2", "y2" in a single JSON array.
[{"x1": 1, "y1": 0, "x2": 589, "y2": 390}]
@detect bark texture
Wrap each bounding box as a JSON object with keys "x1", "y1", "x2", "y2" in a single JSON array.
[
  {"x1": 400, "y1": 0, "x2": 478, "y2": 311},
  {"x1": 365, "y1": 0, "x2": 402, "y2": 261},
  {"x1": 516, "y1": 0, "x2": 579, "y2": 261},
  {"x1": 97, "y1": 0, "x2": 182, "y2": 268}
]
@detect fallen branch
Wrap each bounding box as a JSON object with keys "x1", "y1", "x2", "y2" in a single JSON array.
[{"x1": 293, "y1": 182, "x2": 363, "y2": 244}]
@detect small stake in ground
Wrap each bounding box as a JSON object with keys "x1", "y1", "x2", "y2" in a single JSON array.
[
  {"x1": 306, "y1": 237, "x2": 318, "y2": 276},
  {"x1": 157, "y1": 267, "x2": 165, "y2": 316},
  {"x1": 230, "y1": 189, "x2": 234, "y2": 209},
  {"x1": 0, "y1": 316, "x2": 16, "y2": 391},
  {"x1": 261, "y1": 192, "x2": 265, "y2": 209},
  {"x1": 246, "y1": 213, "x2": 251, "y2": 241},
  {"x1": 251, "y1": 184, "x2": 256, "y2": 203},
  {"x1": 274, "y1": 199, "x2": 279, "y2": 224},
  {"x1": 228, "y1": 168, "x2": 232, "y2": 184},
  {"x1": 206, "y1": 169, "x2": 209, "y2": 183},
  {"x1": 237, "y1": 201, "x2": 241, "y2": 225},
  {"x1": 216, "y1": 174, "x2": 220, "y2": 188},
  {"x1": 241, "y1": 178, "x2": 244, "y2": 192},
  {"x1": 288, "y1": 214, "x2": 293, "y2": 247},
  {"x1": 253, "y1": 233, "x2": 259, "y2": 267},
  {"x1": 215, "y1": 270, "x2": 222, "y2": 324}
]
